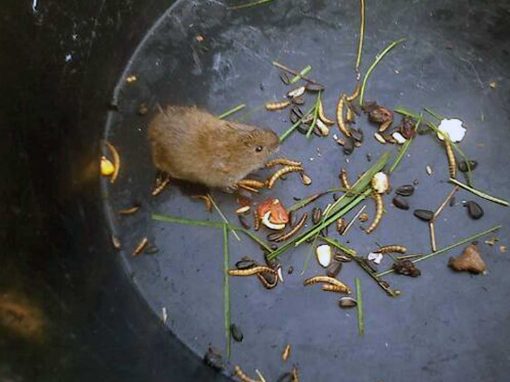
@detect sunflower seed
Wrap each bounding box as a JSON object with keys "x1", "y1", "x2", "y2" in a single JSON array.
[
  {"x1": 305, "y1": 83, "x2": 325, "y2": 92},
  {"x1": 230, "y1": 324, "x2": 243, "y2": 342},
  {"x1": 458, "y1": 160, "x2": 478, "y2": 173},
  {"x1": 338, "y1": 296, "x2": 357, "y2": 308},
  {"x1": 326, "y1": 260, "x2": 342, "y2": 278},
  {"x1": 395, "y1": 184, "x2": 415, "y2": 197},
  {"x1": 465, "y1": 200, "x2": 484, "y2": 219},
  {"x1": 312, "y1": 207, "x2": 322, "y2": 224},
  {"x1": 392, "y1": 196, "x2": 409, "y2": 210},
  {"x1": 413, "y1": 209, "x2": 434, "y2": 222},
  {"x1": 235, "y1": 257, "x2": 256, "y2": 270}
]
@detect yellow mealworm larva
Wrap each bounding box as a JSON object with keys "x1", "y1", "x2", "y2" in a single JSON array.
[
  {"x1": 321, "y1": 284, "x2": 350, "y2": 294},
  {"x1": 303, "y1": 275, "x2": 351, "y2": 293},
  {"x1": 228, "y1": 266, "x2": 276, "y2": 277},
  {"x1": 377, "y1": 245, "x2": 407, "y2": 254},
  {"x1": 265, "y1": 100, "x2": 291, "y2": 111},
  {"x1": 444, "y1": 139, "x2": 457, "y2": 179},
  {"x1": 265, "y1": 158, "x2": 302, "y2": 168},
  {"x1": 238, "y1": 184, "x2": 259, "y2": 193},
  {"x1": 291, "y1": 366, "x2": 300, "y2": 382},
  {"x1": 238, "y1": 179, "x2": 267, "y2": 189},
  {"x1": 267, "y1": 165, "x2": 304, "y2": 189},
  {"x1": 256, "y1": 272, "x2": 278, "y2": 289},
  {"x1": 339, "y1": 168, "x2": 351, "y2": 190},
  {"x1": 336, "y1": 94, "x2": 351, "y2": 137},
  {"x1": 345, "y1": 82, "x2": 361, "y2": 102},
  {"x1": 191, "y1": 195, "x2": 212, "y2": 212},
  {"x1": 318, "y1": 98, "x2": 335, "y2": 125},
  {"x1": 131, "y1": 237, "x2": 149, "y2": 257},
  {"x1": 273, "y1": 213, "x2": 307, "y2": 242},
  {"x1": 104, "y1": 141, "x2": 120, "y2": 183},
  {"x1": 346, "y1": 105, "x2": 355, "y2": 123},
  {"x1": 233, "y1": 366, "x2": 260, "y2": 382},
  {"x1": 365, "y1": 192, "x2": 383, "y2": 234},
  {"x1": 111, "y1": 235, "x2": 121, "y2": 250}
]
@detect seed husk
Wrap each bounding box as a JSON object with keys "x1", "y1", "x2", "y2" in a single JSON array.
[
  {"x1": 300, "y1": 172, "x2": 312, "y2": 186},
  {"x1": 343, "y1": 136, "x2": 355, "y2": 155},
  {"x1": 338, "y1": 296, "x2": 357, "y2": 308},
  {"x1": 448, "y1": 244, "x2": 486, "y2": 274},
  {"x1": 395, "y1": 184, "x2": 415, "y2": 197},
  {"x1": 413, "y1": 209, "x2": 434, "y2": 222},
  {"x1": 282, "y1": 344, "x2": 291, "y2": 361},
  {"x1": 235, "y1": 257, "x2": 257, "y2": 270},
  {"x1": 351, "y1": 128, "x2": 364, "y2": 143},
  {"x1": 238, "y1": 214, "x2": 251, "y2": 229},
  {"x1": 334, "y1": 252, "x2": 352, "y2": 262},
  {"x1": 230, "y1": 324, "x2": 244, "y2": 342},
  {"x1": 203, "y1": 346, "x2": 224, "y2": 371},
  {"x1": 465, "y1": 200, "x2": 484, "y2": 219},
  {"x1": 399, "y1": 117, "x2": 416, "y2": 139},
  {"x1": 336, "y1": 218, "x2": 347, "y2": 234},
  {"x1": 458, "y1": 160, "x2": 478, "y2": 173},
  {"x1": 277, "y1": 372, "x2": 293, "y2": 382},
  {"x1": 326, "y1": 260, "x2": 342, "y2": 278},
  {"x1": 312, "y1": 207, "x2": 322, "y2": 224},
  {"x1": 392, "y1": 259, "x2": 421, "y2": 277},
  {"x1": 305, "y1": 83, "x2": 325, "y2": 92},
  {"x1": 291, "y1": 95, "x2": 305, "y2": 105},
  {"x1": 287, "y1": 86, "x2": 306, "y2": 99}
]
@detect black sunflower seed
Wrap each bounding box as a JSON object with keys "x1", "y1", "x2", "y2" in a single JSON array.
[
  {"x1": 393, "y1": 196, "x2": 409, "y2": 210},
  {"x1": 230, "y1": 324, "x2": 243, "y2": 342},
  {"x1": 458, "y1": 160, "x2": 478, "y2": 173},
  {"x1": 413, "y1": 209, "x2": 434, "y2": 222},
  {"x1": 465, "y1": 200, "x2": 484, "y2": 219},
  {"x1": 395, "y1": 184, "x2": 415, "y2": 197}
]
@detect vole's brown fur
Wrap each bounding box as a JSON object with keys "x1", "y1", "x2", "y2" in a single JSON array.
[{"x1": 148, "y1": 105, "x2": 279, "y2": 190}]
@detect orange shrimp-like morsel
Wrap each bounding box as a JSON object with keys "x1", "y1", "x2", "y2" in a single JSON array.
[{"x1": 365, "y1": 192, "x2": 383, "y2": 234}]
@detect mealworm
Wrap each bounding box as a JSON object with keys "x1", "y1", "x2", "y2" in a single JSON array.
[
  {"x1": 118, "y1": 205, "x2": 141, "y2": 215},
  {"x1": 233, "y1": 366, "x2": 260, "y2": 382},
  {"x1": 131, "y1": 237, "x2": 148, "y2": 257},
  {"x1": 365, "y1": 192, "x2": 383, "y2": 234},
  {"x1": 265, "y1": 158, "x2": 302, "y2": 168},
  {"x1": 152, "y1": 175, "x2": 170, "y2": 196},
  {"x1": 273, "y1": 213, "x2": 307, "y2": 242},
  {"x1": 346, "y1": 105, "x2": 355, "y2": 123},
  {"x1": 318, "y1": 98, "x2": 335, "y2": 125},
  {"x1": 104, "y1": 141, "x2": 120, "y2": 183},
  {"x1": 339, "y1": 168, "x2": 351, "y2": 190},
  {"x1": 321, "y1": 284, "x2": 350, "y2": 294},
  {"x1": 346, "y1": 82, "x2": 361, "y2": 102},
  {"x1": 238, "y1": 179, "x2": 267, "y2": 189},
  {"x1": 303, "y1": 275, "x2": 351, "y2": 293},
  {"x1": 191, "y1": 195, "x2": 212, "y2": 212},
  {"x1": 444, "y1": 139, "x2": 456, "y2": 178},
  {"x1": 282, "y1": 344, "x2": 291, "y2": 362},
  {"x1": 228, "y1": 266, "x2": 276, "y2": 277},
  {"x1": 267, "y1": 165, "x2": 304, "y2": 189},
  {"x1": 377, "y1": 245, "x2": 407, "y2": 254},
  {"x1": 265, "y1": 100, "x2": 291, "y2": 111},
  {"x1": 336, "y1": 94, "x2": 351, "y2": 137},
  {"x1": 256, "y1": 272, "x2": 278, "y2": 289}
]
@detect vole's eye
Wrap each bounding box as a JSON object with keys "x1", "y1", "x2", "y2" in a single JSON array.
[{"x1": 255, "y1": 145, "x2": 263, "y2": 152}]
